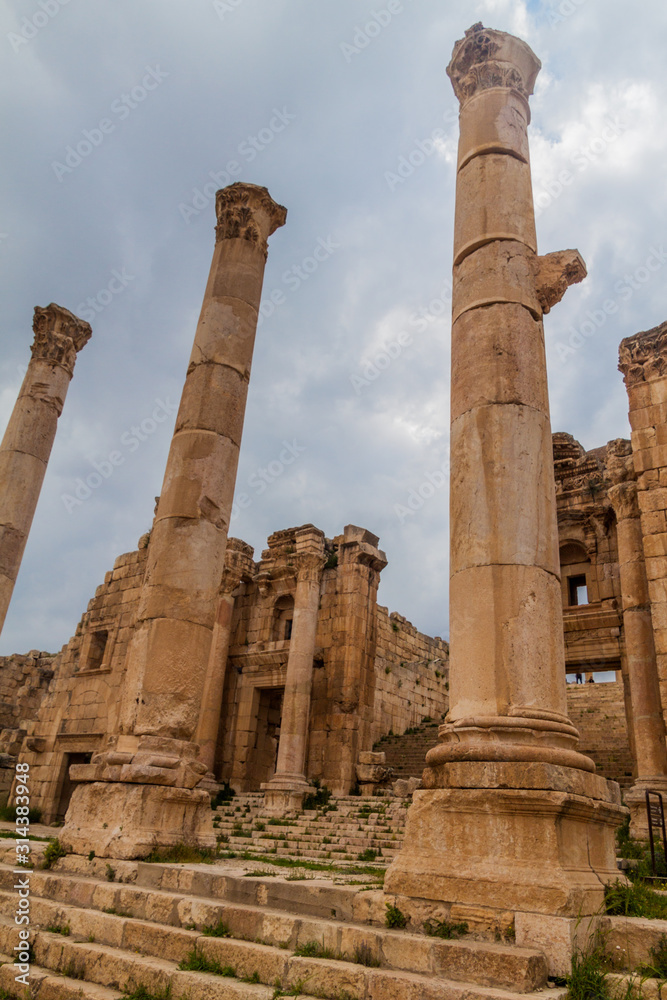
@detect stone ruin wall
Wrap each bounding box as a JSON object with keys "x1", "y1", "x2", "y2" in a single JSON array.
[
  {"x1": 11, "y1": 546, "x2": 147, "y2": 822},
  {"x1": 373, "y1": 608, "x2": 449, "y2": 743},
  {"x1": 0, "y1": 650, "x2": 55, "y2": 731}
]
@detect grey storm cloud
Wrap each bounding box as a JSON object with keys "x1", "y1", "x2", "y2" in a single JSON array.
[{"x1": 0, "y1": 0, "x2": 666, "y2": 654}]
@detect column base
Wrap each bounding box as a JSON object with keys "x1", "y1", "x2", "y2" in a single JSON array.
[
  {"x1": 60, "y1": 781, "x2": 216, "y2": 860},
  {"x1": 261, "y1": 773, "x2": 311, "y2": 814},
  {"x1": 624, "y1": 778, "x2": 667, "y2": 841},
  {"x1": 384, "y1": 760, "x2": 626, "y2": 919}
]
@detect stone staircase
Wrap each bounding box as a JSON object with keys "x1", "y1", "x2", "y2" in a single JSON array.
[
  {"x1": 374, "y1": 721, "x2": 439, "y2": 780},
  {"x1": 0, "y1": 840, "x2": 564, "y2": 1000},
  {"x1": 566, "y1": 681, "x2": 635, "y2": 788},
  {"x1": 213, "y1": 793, "x2": 408, "y2": 863},
  {"x1": 374, "y1": 686, "x2": 636, "y2": 790}
]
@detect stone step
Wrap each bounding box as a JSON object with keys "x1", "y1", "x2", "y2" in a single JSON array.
[
  {"x1": 0, "y1": 954, "x2": 124, "y2": 1000},
  {"x1": 0, "y1": 862, "x2": 549, "y2": 992},
  {"x1": 0, "y1": 918, "x2": 274, "y2": 1000}
]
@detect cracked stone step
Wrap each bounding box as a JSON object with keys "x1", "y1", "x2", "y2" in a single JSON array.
[{"x1": 0, "y1": 865, "x2": 548, "y2": 992}]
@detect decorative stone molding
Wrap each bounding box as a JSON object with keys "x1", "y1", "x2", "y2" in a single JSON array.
[
  {"x1": 220, "y1": 537, "x2": 255, "y2": 596},
  {"x1": 619, "y1": 320, "x2": 667, "y2": 388},
  {"x1": 608, "y1": 481, "x2": 640, "y2": 523},
  {"x1": 215, "y1": 182, "x2": 287, "y2": 259},
  {"x1": 31, "y1": 303, "x2": 91, "y2": 376},
  {"x1": 447, "y1": 23, "x2": 541, "y2": 107},
  {"x1": 605, "y1": 439, "x2": 635, "y2": 489}
]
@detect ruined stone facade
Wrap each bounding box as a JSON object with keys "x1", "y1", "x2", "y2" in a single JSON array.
[{"x1": 4, "y1": 523, "x2": 448, "y2": 823}]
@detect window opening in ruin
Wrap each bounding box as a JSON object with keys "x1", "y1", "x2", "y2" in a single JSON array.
[
  {"x1": 568, "y1": 575, "x2": 588, "y2": 607},
  {"x1": 272, "y1": 595, "x2": 294, "y2": 641},
  {"x1": 86, "y1": 630, "x2": 108, "y2": 670}
]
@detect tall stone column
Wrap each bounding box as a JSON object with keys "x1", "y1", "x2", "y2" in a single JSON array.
[
  {"x1": 263, "y1": 526, "x2": 326, "y2": 812},
  {"x1": 196, "y1": 537, "x2": 255, "y2": 776},
  {"x1": 0, "y1": 304, "x2": 91, "y2": 634},
  {"x1": 607, "y1": 443, "x2": 667, "y2": 838},
  {"x1": 61, "y1": 183, "x2": 287, "y2": 858},
  {"x1": 386, "y1": 26, "x2": 625, "y2": 950},
  {"x1": 315, "y1": 525, "x2": 387, "y2": 793}
]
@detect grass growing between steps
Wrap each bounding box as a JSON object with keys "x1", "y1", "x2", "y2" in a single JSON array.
[
  {"x1": 639, "y1": 934, "x2": 667, "y2": 979},
  {"x1": 123, "y1": 987, "x2": 173, "y2": 1000},
  {"x1": 201, "y1": 919, "x2": 232, "y2": 937},
  {"x1": 145, "y1": 843, "x2": 219, "y2": 864},
  {"x1": 218, "y1": 849, "x2": 386, "y2": 878},
  {"x1": 293, "y1": 939, "x2": 381, "y2": 968},
  {"x1": 178, "y1": 947, "x2": 236, "y2": 977},
  {"x1": 604, "y1": 878, "x2": 667, "y2": 919}
]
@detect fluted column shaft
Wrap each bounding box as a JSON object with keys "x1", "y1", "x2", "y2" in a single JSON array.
[
  {"x1": 121, "y1": 183, "x2": 286, "y2": 743},
  {"x1": 0, "y1": 304, "x2": 91, "y2": 634}
]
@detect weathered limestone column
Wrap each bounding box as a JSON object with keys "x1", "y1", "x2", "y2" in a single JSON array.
[
  {"x1": 263, "y1": 526, "x2": 326, "y2": 811},
  {"x1": 196, "y1": 537, "x2": 255, "y2": 776},
  {"x1": 618, "y1": 322, "x2": 667, "y2": 825},
  {"x1": 0, "y1": 304, "x2": 91, "y2": 634},
  {"x1": 315, "y1": 525, "x2": 387, "y2": 793},
  {"x1": 607, "y1": 444, "x2": 667, "y2": 838},
  {"x1": 386, "y1": 27, "x2": 625, "y2": 962},
  {"x1": 60, "y1": 183, "x2": 286, "y2": 857}
]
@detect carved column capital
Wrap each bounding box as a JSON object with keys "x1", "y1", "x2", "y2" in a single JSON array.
[
  {"x1": 446, "y1": 23, "x2": 541, "y2": 108},
  {"x1": 293, "y1": 526, "x2": 327, "y2": 583},
  {"x1": 619, "y1": 320, "x2": 667, "y2": 389},
  {"x1": 608, "y1": 481, "x2": 640, "y2": 522},
  {"x1": 219, "y1": 537, "x2": 255, "y2": 595},
  {"x1": 31, "y1": 303, "x2": 92, "y2": 375},
  {"x1": 215, "y1": 182, "x2": 287, "y2": 259},
  {"x1": 605, "y1": 438, "x2": 635, "y2": 488}
]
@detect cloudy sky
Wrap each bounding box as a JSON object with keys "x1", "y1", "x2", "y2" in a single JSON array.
[{"x1": 0, "y1": 0, "x2": 665, "y2": 655}]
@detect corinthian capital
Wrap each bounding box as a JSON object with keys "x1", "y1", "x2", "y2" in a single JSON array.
[
  {"x1": 215, "y1": 182, "x2": 287, "y2": 258},
  {"x1": 293, "y1": 525, "x2": 326, "y2": 582},
  {"x1": 31, "y1": 303, "x2": 92, "y2": 375},
  {"x1": 447, "y1": 23, "x2": 541, "y2": 108},
  {"x1": 608, "y1": 481, "x2": 640, "y2": 522}
]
